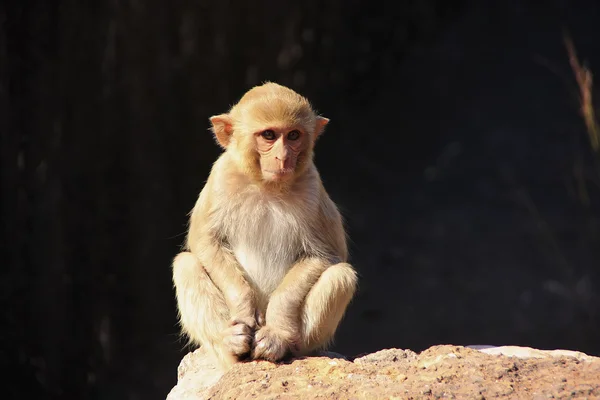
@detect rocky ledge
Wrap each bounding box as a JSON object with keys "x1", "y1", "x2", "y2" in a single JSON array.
[{"x1": 167, "y1": 345, "x2": 600, "y2": 399}]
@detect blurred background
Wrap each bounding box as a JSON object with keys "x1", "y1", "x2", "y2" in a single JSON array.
[{"x1": 2, "y1": 0, "x2": 600, "y2": 399}]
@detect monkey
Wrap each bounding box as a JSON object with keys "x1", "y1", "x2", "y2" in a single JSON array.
[{"x1": 172, "y1": 82, "x2": 357, "y2": 370}]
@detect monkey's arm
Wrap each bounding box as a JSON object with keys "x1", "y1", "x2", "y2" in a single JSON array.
[
  {"x1": 198, "y1": 236, "x2": 258, "y2": 324},
  {"x1": 265, "y1": 191, "x2": 347, "y2": 337},
  {"x1": 187, "y1": 187, "x2": 258, "y2": 325},
  {"x1": 265, "y1": 256, "x2": 335, "y2": 336}
]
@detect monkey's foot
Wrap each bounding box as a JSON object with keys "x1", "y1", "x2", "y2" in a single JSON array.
[
  {"x1": 252, "y1": 325, "x2": 297, "y2": 362},
  {"x1": 223, "y1": 320, "x2": 254, "y2": 358}
]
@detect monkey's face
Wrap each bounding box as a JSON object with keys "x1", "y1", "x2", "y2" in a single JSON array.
[
  {"x1": 254, "y1": 127, "x2": 309, "y2": 182},
  {"x1": 210, "y1": 82, "x2": 329, "y2": 185}
]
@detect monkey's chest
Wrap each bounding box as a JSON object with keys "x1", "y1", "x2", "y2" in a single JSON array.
[{"x1": 229, "y1": 207, "x2": 302, "y2": 298}]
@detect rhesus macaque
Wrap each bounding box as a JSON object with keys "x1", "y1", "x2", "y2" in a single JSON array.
[{"x1": 172, "y1": 82, "x2": 357, "y2": 370}]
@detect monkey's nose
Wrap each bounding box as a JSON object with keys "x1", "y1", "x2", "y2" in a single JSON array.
[{"x1": 275, "y1": 157, "x2": 286, "y2": 169}]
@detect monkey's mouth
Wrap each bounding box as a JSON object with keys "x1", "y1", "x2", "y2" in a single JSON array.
[{"x1": 263, "y1": 168, "x2": 294, "y2": 179}]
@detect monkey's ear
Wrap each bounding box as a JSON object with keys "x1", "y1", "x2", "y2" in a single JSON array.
[
  {"x1": 209, "y1": 114, "x2": 234, "y2": 148},
  {"x1": 314, "y1": 116, "x2": 329, "y2": 138}
]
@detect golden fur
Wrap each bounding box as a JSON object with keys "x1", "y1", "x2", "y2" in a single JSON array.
[{"x1": 172, "y1": 82, "x2": 357, "y2": 370}]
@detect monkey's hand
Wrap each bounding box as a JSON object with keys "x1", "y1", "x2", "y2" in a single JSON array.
[
  {"x1": 223, "y1": 305, "x2": 264, "y2": 358},
  {"x1": 252, "y1": 325, "x2": 299, "y2": 362},
  {"x1": 222, "y1": 317, "x2": 256, "y2": 359},
  {"x1": 224, "y1": 289, "x2": 261, "y2": 358}
]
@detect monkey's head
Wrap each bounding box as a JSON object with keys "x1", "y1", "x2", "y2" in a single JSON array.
[{"x1": 209, "y1": 82, "x2": 328, "y2": 185}]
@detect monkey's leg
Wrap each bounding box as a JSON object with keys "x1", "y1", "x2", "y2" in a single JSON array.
[
  {"x1": 172, "y1": 252, "x2": 254, "y2": 369},
  {"x1": 300, "y1": 262, "x2": 358, "y2": 354}
]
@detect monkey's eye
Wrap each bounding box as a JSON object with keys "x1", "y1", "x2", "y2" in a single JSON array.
[
  {"x1": 261, "y1": 130, "x2": 276, "y2": 140},
  {"x1": 287, "y1": 130, "x2": 300, "y2": 141}
]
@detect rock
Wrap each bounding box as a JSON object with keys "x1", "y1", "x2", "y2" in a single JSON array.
[
  {"x1": 467, "y1": 344, "x2": 598, "y2": 361},
  {"x1": 166, "y1": 345, "x2": 600, "y2": 399},
  {"x1": 165, "y1": 348, "x2": 219, "y2": 400}
]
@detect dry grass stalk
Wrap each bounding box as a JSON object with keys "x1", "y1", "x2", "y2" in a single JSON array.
[{"x1": 564, "y1": 35, "x2": 600, "y2": 153}]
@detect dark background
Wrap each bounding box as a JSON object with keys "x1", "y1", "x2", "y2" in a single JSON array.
[{"x1": 2, "y1": 0, "x2": 600, "y2": 399}]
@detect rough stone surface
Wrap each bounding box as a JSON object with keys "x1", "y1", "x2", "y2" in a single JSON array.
[{"x1": 166, "y1": 345, "x2": 600, "y2": 399}]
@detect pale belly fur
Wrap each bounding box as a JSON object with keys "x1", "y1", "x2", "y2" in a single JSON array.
[{"x1": 229, "y1": 200, "x2": 302, "y2": 299}]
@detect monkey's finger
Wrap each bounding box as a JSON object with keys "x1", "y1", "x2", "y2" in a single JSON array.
[
  {"x1": 252, "y1": 339, "x2": 288, "y2": 362},
  {"x1": 223, "y1": 333, "x2": 251, "y2": 347},
  {"x1": 229, "y1": 316, "x2": 257, "y2": 330},
  {"x1": 251, "y1": 340, "x2": 267, "y2": 359},
  {"x1": 255, "y1": 310, "x2": 266, "y2": 327},
  {"x1": 252, "y1": 327, "x2": 291, "y2": 362},
  {"x1": 228, "y1": 322, "x2": 252, "y2": 336}
]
